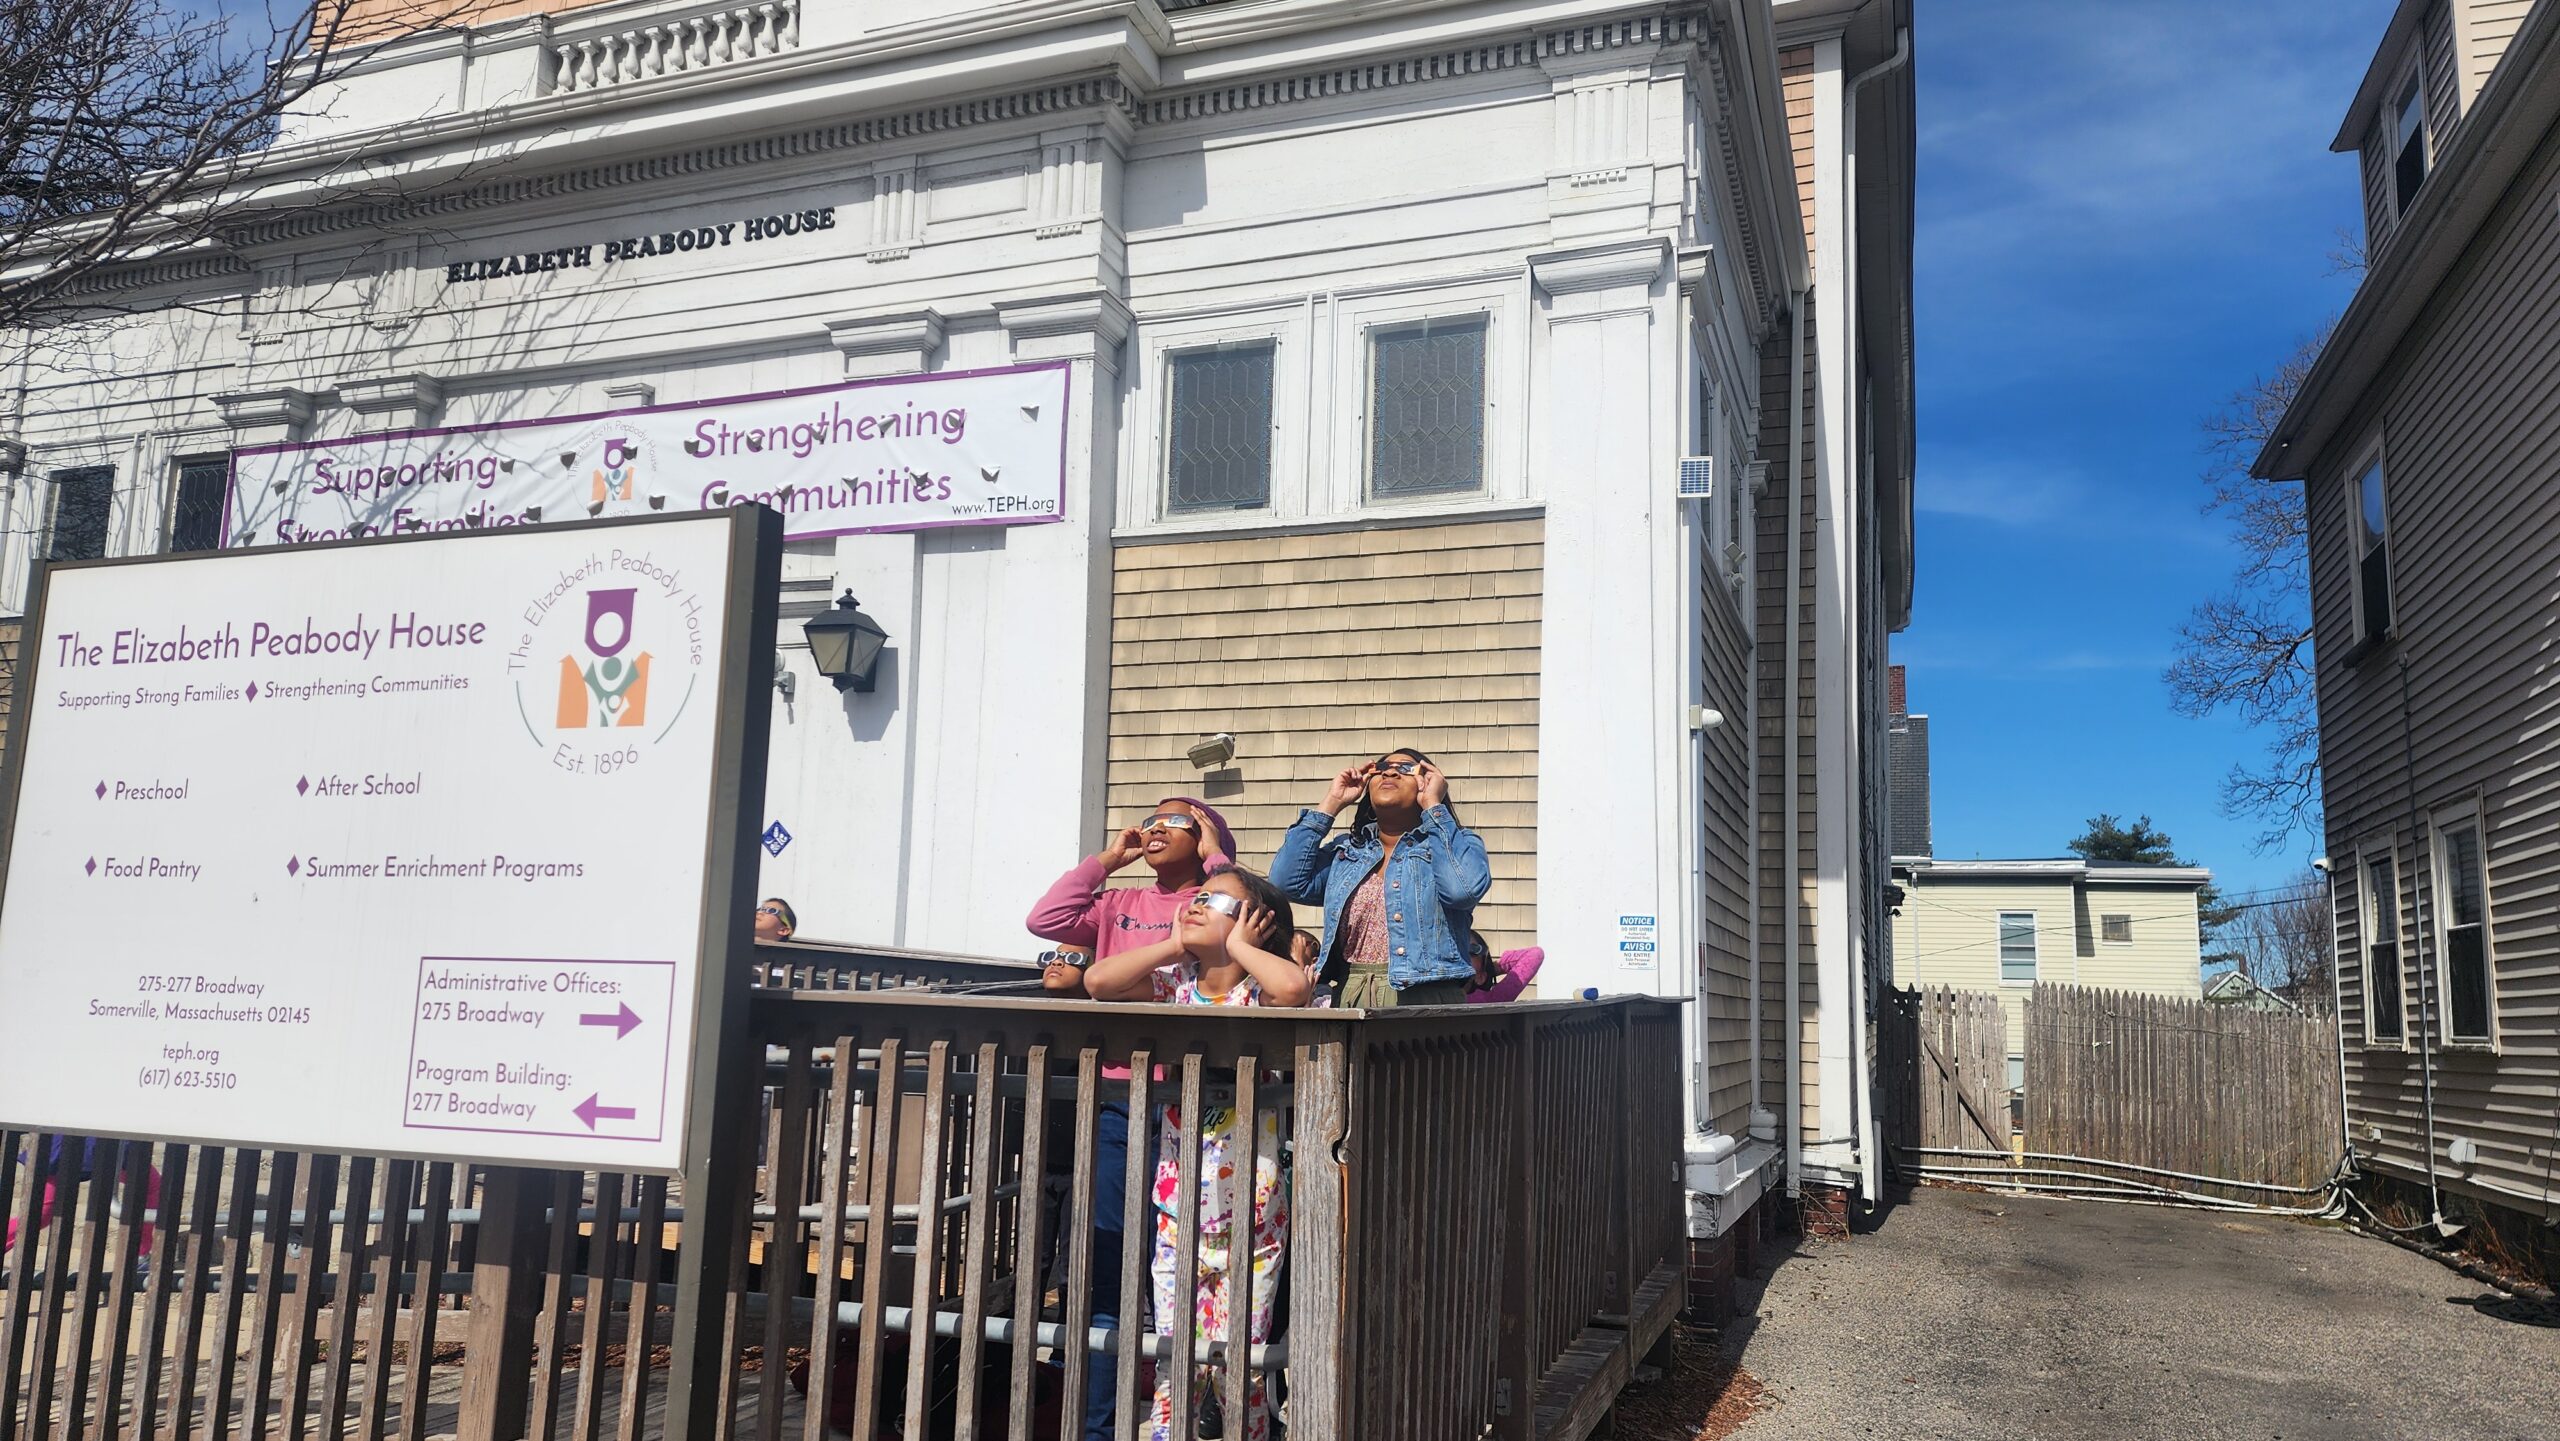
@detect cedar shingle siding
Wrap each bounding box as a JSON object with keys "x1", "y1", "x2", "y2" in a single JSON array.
[
  {"x1": 1764, "y1": 45, "x2": 1822, "y2": 1132},
  {"x1": 1106, "y1": 518, "x2": 1541, "y2": 955},
  {"x1": 1702, "y1": 520, "x2": 1755, "y2": 1135}
]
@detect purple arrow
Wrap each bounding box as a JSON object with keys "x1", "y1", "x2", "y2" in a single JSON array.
[
  {"x1": 573, "y1": 1094, "x2": 636, "y2": 1131},
  {"x1": 578, "y1": 1002, "x2": 642, "y2": 1039}
]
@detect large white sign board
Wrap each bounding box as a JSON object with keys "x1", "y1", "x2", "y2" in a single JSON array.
[
  {"x1": 227, "y1": 363, "x2": 1070, "y2": 547},
  {"x1": 0, "y1": 514, "x2": 754, "y2": 1172}
]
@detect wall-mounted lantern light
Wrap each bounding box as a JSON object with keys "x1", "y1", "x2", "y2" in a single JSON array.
[{"x1": 802, "y1": 591, "x2": 889, "y2": 692}]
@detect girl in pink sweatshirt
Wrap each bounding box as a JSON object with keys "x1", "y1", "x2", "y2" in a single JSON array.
[
  {"x1": 1023, "y1": 795, "x2": 1237, "y2": 1441},
  {"x1": 1026, "y1": 796, "x2": 1238, "y2": 959}
]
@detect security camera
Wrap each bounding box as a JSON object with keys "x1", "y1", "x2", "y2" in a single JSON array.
[
  {"x1": 2310, "y1": 856, "x2": 2332, "y2": 874},
  {"x1": 1187, "y1": 732, "x2": 1237, "y2": 770}
]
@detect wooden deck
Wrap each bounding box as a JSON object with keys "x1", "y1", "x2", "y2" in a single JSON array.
[{"x1": 3, "y1": 943, "x2": 1688, "y2": 1441}]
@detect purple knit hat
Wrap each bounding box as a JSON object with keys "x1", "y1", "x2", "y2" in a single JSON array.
[{"x1": 1158, "y1": 795, "x2": 1239, "y2": 868}]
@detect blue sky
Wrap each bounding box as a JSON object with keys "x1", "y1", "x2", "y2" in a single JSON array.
[{"x1": 1900, "y1": 0, "x2": 2394, "y2": 902}]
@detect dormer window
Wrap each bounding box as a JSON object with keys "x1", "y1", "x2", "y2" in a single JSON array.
[{"x1": 2391, "y1": 68, "x2": 2428, "y2": 215}]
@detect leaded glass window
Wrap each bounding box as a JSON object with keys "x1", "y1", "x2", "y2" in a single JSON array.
[
  {"x1": 1166, "y1": 343, "x2": 1275, "y2": 514},
  {"x1": 1368, "y1": 316, "x2": 1487, "y2": 499},
  {"x1": 169, "y1": 458, "x2": 230, "y2": 554},
  {"x1": 46, "y1": 468, "x2": 114, "y2": 563}
]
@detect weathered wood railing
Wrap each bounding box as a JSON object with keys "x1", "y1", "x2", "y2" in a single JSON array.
[{"x1": 0, "y1": 954, "x2": 1682, "y2": 1441}]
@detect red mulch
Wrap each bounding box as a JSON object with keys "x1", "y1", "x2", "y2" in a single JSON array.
[{"x1": 1610, "y1": 1326, "x2": 1773, "y2": 1441}]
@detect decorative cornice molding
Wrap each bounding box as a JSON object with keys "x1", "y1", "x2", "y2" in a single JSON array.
[
  {"x1": 999, "y1": 289, "x2": 1131, "y2": 374},
  {"x1": 1140, "y1": 10, "x2": 1705, "y2": 128},
  {"x1": 996, "y1": 290, "x2": 1133, "y2": 346},
  {"x1": 1695, "y1": 21, "x2": 1777, "y2": 330},
  {"x1": 337, "y1": 373, "x2": 446, "y2": 428},
  {"x1": 95, "y1": 6, "x2": 1721, "y2": 303},
  {"x1": 825, "y1": 308, "x2": 947, "y2": 356},
  {"x1": 1529, "y1": 237, "x2": 1670, "y2": 297},
  {"x1": 222, "y1": 74, "x2": 1142, "y2": 252},
  {"x1": 63, "y1": 250, "x2": 250, "y2": 299},
  {"x1": 213, "y1": 388, "x2": 317, "y2": 445},
  {"x1": 824, "y1": 308, "x2": 946, "y2": 378}
]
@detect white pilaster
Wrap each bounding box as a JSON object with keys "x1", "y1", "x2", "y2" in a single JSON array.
[
  {"x1": 1530, "y1": 237, "x2": 1677, "y2": 1001},
  {"x1": 1808, "y1": 37, "x2": 1859, "y2": 1173}
]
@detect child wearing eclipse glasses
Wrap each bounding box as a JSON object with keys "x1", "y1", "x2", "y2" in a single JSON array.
[
  {"x1": 1024, "y1": 796, "x2": 1238, "y2": 1439},
  {"x1": 1083, "y1": 868, "x2": 1305, "y2": 1441}
]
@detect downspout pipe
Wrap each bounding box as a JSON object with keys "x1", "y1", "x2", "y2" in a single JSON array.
[
  {"x1": 1834, "y1": 23, "x2": 1911, "y2": 1204},
  {"x1": 2316, "y1": 857, "x2": 2356, "y2": 1170},
  {"x1": 1781, "y1": 285, "x2": 1807, "y2": 1194},
  {"x1": 2395, "y1": 657, "x2": 2460, "y2": 1237}
]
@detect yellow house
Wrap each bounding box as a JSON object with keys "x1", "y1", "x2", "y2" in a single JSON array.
[{"x1": 1890, "y1": 858, "x2": 2212, "y2": 1089}]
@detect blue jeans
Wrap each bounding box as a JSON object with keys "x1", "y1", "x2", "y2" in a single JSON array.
[{"x1": 1084, "y1": 1099, "x2": 1133, "y2": 1441}]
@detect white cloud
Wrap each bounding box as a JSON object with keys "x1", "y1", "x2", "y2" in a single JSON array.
[
  {"x1": 1915, "y1": 456, "x2": 2220, "y2": 549},
  {"x1": 1917, "y1": 0, "x2": 2393, "y2": 266}
]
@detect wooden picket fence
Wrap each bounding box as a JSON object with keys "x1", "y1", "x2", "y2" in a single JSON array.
[
  {"x1": 1876, "y1": 986, "x2": 2009, "y2": 1168},
  {"x1": 2021, "y1": 983, "x2": 2344, "y2": 1202},
  {"x1": 1881, "y1": 983, "x2": 2346, "y2": 1208}
]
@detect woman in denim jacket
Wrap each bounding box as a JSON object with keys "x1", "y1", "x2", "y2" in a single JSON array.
[{"x1": 1270, "y1": 746, "x2": 1492, "y2": 1006}]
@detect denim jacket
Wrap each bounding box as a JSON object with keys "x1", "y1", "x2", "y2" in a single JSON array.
[{"x1": 1269, "y1": 805, "x2": 1492, "y2": 989}]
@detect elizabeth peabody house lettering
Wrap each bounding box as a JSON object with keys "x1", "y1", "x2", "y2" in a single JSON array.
[{"x1": 442, "y1": 206, "x2": 837, "y2": 284}]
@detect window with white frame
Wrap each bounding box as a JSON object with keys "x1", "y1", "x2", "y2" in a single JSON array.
[
  {"x1": 2100, "y1": 913, "x2": 2132, "y2": 944},
  {"x1": 2362, "y1": 850, "x2": 2405, "y2": 1043},
  {"x1": 2391, "y1": 67, "x2": 2429, "y2": 216},
  {"x1": 1164, "y1": 341, "x2": 1277, "y2": 515},
  {"x1": 1998, "y1": 911, "x2": 2037, "y2": 984},
  {"x1": 2348, "y1": 452, "x2": 2392, "y2": 646},
  {"x1": 2432, "y1": 809, "x2": 2494, "y2": 1044},
  {"x1": 1366, "y1": 314, "x2": 1487, "y2": 500},
  {"x1": 1126, "y1": 286, "x2": 1523, "y2": 534}
]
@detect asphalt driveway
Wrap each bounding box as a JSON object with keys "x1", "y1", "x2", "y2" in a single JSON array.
[{"x1": 1723, "y1": 1186, "x2": 2560, "y2": 1440}]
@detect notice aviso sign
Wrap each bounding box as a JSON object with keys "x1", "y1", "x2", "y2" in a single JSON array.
[
  {"x1": 227, "y1": 362, "x2": 1070, "y2": 548},
  {"x1": 0, "y1": 512, "x2": 762, "y2": 1171}
]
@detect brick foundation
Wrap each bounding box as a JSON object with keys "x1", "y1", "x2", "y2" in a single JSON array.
[
  {"x1": 1683, "y1": 1192, "x2": 1790, "y2": 1327},
  {"x1": 1798, "y1": 1183, "x2": 1852, "y2": 1241},
  {"x1": 1683, "y1": 1228, "x2": 1739, "y2": 1326}
]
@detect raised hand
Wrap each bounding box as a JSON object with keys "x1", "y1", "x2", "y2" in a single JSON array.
[
  {"x1": 1417, "y1": 760, "x2": 1449, "y2": 810},
  {"x1": 1180, "y1": 801, "x2": 1230, "y2": 869},
  {"x1": 1321, "y1": 764, "x2": 1369, "y2": 815},
  {"x1": 1096, "y1": 825, "x2": 1146, "y2": 871},
  {"x1": 1227, "y1": 899, "x2": 1276, "y2": 960}
]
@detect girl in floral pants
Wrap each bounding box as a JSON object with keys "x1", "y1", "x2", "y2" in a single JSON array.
[{"x1": 1081, "y1": 867, "x2": 1313, "y2": 1441}]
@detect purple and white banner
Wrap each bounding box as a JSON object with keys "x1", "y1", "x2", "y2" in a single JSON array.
[{"x1": 228, "y1": 362, "x2": 1072, "y2": 547}]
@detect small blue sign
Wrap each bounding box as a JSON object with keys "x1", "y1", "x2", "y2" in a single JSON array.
[
  {"x1": 1619, "y1": 941, "x2": 1657, "y2": 953},
  {"x1": 761, "y1": 821, "x2": 792, "y2": 857}
]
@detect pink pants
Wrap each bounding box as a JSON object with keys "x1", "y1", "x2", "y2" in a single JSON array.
[{"x1": 6, "y1": 1164, "x2": 164, "y2": 1254}]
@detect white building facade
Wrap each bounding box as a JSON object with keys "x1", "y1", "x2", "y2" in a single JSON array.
[{"x1": 2, "y1": 0, "x2": 1911, "y2": 1278}]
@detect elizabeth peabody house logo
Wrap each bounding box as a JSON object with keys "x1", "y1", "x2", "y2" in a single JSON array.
[{"x1": 509, "y1": 549, "x2": 712, "y2": 773}]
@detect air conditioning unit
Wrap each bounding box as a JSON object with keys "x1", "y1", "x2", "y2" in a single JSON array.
[{"x1": 1676, "y1": 455, "x2": 1714, "y2": 500}]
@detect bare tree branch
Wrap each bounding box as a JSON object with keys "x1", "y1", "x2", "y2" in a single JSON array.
[
  {"x1": 2167, "y1": 327, "x2": 2332, "y2": 853},
  {"x1": 0, "y1": 0, "x2": 486, "y2": 334},
  {"x1": 2220, "y1": 868, "x2": 2333, "y2": 1012}
]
